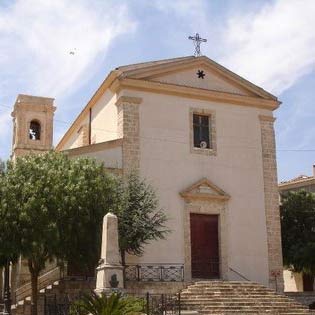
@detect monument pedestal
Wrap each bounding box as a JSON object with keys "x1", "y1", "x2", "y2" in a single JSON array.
[
  {"x1": 95, "y1": 213, "x2": 124, "y2": 293},
  {"x1": 95, "y1": 263, "x2": 124, "y2": 294}
]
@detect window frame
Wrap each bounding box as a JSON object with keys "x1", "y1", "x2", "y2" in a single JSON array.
[{"x1": 190, "y1": 108, "x2": 216, "y2": 156}]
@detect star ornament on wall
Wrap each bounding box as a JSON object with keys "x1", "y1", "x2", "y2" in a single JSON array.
[{"x1": 197, "y1": 70, "x2": 205, "y2": 79}]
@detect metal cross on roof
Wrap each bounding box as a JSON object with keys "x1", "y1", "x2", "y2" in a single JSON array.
[{"x1": 188, "y1": 33, "x2": 207, "y2": 57}]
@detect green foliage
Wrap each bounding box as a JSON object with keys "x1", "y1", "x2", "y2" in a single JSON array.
[
  {"x1": 55, "y1": 155, "x2": 117, "y2": 274},
  {"x1": 0, "y1": 159, "x2": 5, "y2": 175},
  {"x1": 1, "y1": 152, "x2": 116, "y2": 273},
  {"x1": 280, "y1": 190, "x2": 315, "y2": 274},
  {"x1": 0, "y1": 159, "x2": 19, "y2": 266},
  {"x1": 0, "y1": 152, "x2": 118, "y2": 315},
  {"x1": 70, "y1": 292, "x2": 143, "y2": 315},
  {"x1": 0, "y1": 154, "x2": 168, "y2": 313},
  {"x1": 114, "y1": 172, "x2": 169, "y2": 264}
]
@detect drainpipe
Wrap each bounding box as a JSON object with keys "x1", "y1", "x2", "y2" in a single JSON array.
[{"x1": 88, "y1": 108, "x2": 92, "y2": 145}]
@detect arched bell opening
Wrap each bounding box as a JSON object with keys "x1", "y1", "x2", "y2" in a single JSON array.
[{"x1": 29, "y1": 120, "x2": 41, "y2": 140}]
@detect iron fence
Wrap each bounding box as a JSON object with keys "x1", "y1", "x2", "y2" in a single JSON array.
[
  {"x1": 125, "y1": 264, "x2": 184, "y2": 282},
  {"x1": 0, "y1": 303, "x2": 5, "y2": 315},
  {"x1": 44, "y1": 292, "x2": 181, "y2": 315},
  {"x1": 145, "y1": 293, "x2": 181, "y2": 315},
  {"x1": 44, "y1": 293, "x2": 82, "y2": 315}
]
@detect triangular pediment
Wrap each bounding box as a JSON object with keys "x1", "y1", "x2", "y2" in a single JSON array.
[
  {"x1": 118, "y1": 56, "x2": 276, "y2": 100},
  {"x1": 148, "y1": 65, "x2": 254, "y2": 96},
  {"x1": 180, "y1": 178, "x2": 230, "y2": 201}
]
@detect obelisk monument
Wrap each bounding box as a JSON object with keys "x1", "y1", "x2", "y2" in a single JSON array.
[{"x1": 95, "y1": 213, "x2": 124, "y2": 293}]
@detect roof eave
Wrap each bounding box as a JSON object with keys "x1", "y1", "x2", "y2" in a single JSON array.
[{"x1": 55, "y1": 70, "x2": 119, "y2": 151}]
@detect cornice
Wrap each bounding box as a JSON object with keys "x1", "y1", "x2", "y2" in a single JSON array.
[
  {"x1": 122, "y1": 56, "x2": 277, "y2": 101},
  {"x1": 115, "y1": 78, "x2": 280, "y2": 110},
  {"x1": 61, "y1": 138, "x2": 123, "y2": 155},
  {"x1": 180, "y1": 192, "x2": 230, "y2": 201},
  {"x1": 12, "y1": 104, "x2": 56, "y2": 117}
]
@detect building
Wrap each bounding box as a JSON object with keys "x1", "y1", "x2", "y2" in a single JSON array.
[
  {"x1": 279, "y1": 167, "x2": 315, "y2": 195},
  {"x1": 280, "y1": 166, "x2": 315, "y2": 293},
  {"x1": 9, "y1": 55, "x2": 284, "y2": 299}
]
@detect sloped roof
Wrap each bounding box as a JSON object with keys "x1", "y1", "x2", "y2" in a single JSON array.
[
  {"x1": 115, "y1": 56, "x2": 195, "y2": 72},
  {"x1": 279, "y1": 169, "x2": 315, "y2": 191},
  {"x1": 56, "y1": 55, "x2": 280, "y2": 151}
]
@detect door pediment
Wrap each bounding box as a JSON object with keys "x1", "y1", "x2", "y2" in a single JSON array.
[{"x1": 180, "y1": 178, "x2": 230, "y2": 201}]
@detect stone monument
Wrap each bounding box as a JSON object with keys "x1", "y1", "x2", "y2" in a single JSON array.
[{"x1": 95, "y1": 213, "x2": 124, "y2": 293}]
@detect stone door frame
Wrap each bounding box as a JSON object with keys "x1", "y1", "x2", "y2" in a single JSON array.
[{"x1": 180, "y1": 178, "x2": 230, "y2": 281}]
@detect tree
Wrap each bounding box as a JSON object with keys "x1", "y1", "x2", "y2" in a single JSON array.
[
  {"x1": 0, "y1": 152, "x2": 117, "y2": 315},
  {"x1": 55, "y1": 157, "x2": 117, "y2": 276},
  {"x1": 114, "y1": 173, "x2": 169, "y2": 272},
  {"x1": 0, "y1": 159, "x2": 19, "y2": 315},
  {"x1": 280, "y1": 190, "x2": 315, "y2": 275}
]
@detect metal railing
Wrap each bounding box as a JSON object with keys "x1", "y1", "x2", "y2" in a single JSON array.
[
  {"x1": 0, "y1": 303, "x2": 6, "y2": 315},
  {"x1": 145, "y1": 292, "x2": 181, "y2": 315},
  {"x1": 125, "y1": 264, "x2": 184, "y2": 282},
  {"x1": 229, "y1": 266, "x2": 250, "y2": 281},
  {"x1": 44, "y1": 293, "x2": 80, "y2": 315},
  {"x1": 44, "y1": 292, "x2": 182, "y2": 315},
  {"x1": 14, "y1": 266, "x2": 64, "y2": 303}
]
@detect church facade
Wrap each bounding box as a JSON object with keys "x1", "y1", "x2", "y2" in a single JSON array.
[{"x1": 11, "y1": 56, "x2": 284, "y2": 292}]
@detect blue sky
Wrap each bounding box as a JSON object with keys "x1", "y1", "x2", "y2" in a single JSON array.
[{"x1": 0, "y1": 0, "x2": 314, "y2": 181}]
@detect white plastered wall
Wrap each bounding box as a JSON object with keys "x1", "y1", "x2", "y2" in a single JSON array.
[
  {"x1": 124, "y1": 89, "x2": 272, "y2": 286},
  {"x1": 62, "y1": 115, "x2": 89, "y2": 149},
  {"x1": 68, "y1": 146, "x2": 122, "y2": 169},
  {"x1": 91, "y1": 90, "x2": 118, "y2": 143},
  {"x1": 61, "y1": 90, "x2": 118, "y2": 150}
]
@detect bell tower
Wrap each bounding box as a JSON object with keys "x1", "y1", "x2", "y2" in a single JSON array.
[{"x1": 11, "y1": 94, "x2": 56, "y2": 159}]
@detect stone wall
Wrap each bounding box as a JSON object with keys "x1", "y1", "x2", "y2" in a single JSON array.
[
  {"x1": 78, "y1": 124, "x2": 89, "y2": 146},
  {"x1": 259, "y1": 115, "x2": 284, "y2": 291},
  {"x1": 116, "y1": 96, "x2": 142, "y2": 175},
  {"x1": 126, "y1": 281, "x2": 189, "y2": 295}
]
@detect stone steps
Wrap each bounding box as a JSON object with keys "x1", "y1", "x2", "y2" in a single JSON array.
[
  {"x1": 180, "y1": 281, "x2": 314, "y2": 314},
  {"x1": 11, "y1": 278, "x2": 92, "y2": 315}
]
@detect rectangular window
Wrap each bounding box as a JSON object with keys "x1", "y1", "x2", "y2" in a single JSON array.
[{"x1": 193, "y1": 114, "x2": 211, "y2": 149}]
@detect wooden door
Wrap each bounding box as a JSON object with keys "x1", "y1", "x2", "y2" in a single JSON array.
[
  {"x1": 303, "y1": 273, "x2": 314, "y2": 291},
  {"x1": 190, "y1": 213, "x2": 219, "y2": 278}
]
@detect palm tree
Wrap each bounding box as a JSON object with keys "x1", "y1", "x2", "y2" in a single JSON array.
[{"x1": 70, "y1": 292, "x2": 144, "y2": 315}]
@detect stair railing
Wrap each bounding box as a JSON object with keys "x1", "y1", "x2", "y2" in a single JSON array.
[
  {"x1": 14, "y1": 265, "x2": 64, "y2": 304},
  {"x1": 229, "y1": 267, "x2": 250, "y2": 281}
]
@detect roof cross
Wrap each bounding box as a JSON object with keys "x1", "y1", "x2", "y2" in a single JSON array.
[{"x1": 188, "y1": 33, "x2": 207, "y2": 57}]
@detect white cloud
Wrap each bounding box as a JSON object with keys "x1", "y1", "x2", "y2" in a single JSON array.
[
  {"x1": 0, "y1": 108, "x2": 12, "y2": 158},
  {"x1": 0, "y1": 0, "x2": 136, "y2": 99},
  {"x1": 152, "y1": 0, "x2": 204, "y2": 16},
  {"x1": 220, "y1": 0, "x2": 315, "y2": 94},
  {"x1": 150, "y1": 0, "x2": 208, "y2": 30}
]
